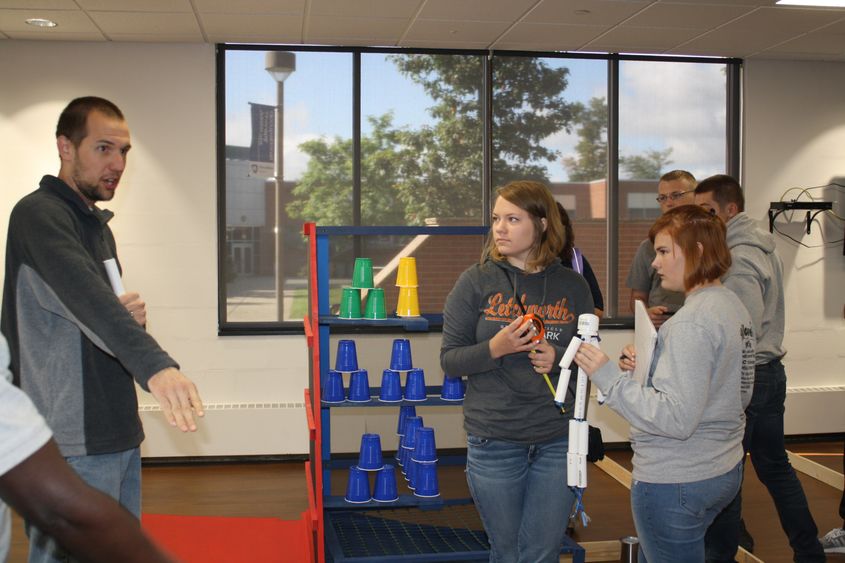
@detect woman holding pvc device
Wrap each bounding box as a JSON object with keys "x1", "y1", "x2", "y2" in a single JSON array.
[
  {"x1": 441, "y1": 180, "x2": 593, "y2": 563},
  {"x1": 573, "y1": 205, "x2": 756, "y2": 563}
]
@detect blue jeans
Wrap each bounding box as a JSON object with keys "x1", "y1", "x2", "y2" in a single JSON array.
[
  {"x1": 27, "y1": 448, "x2": 141, "y2": 563},
  {"x1": 704, "y1": 361, "x2": 825, "y2": 563},
  {"x1": 465, "y1": 433, "x2": 574, "y2": 563},
  {"x1": 632, "y1": 462, "x2": 742, "y2": 563}
]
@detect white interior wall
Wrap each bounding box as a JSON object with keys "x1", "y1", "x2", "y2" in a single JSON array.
[
  {"x1": 1, "y1": 42, "x2": 842, "y2": 459},
  {"x1": 742, "y1": 59, "x2": 845, "y2": 435}
]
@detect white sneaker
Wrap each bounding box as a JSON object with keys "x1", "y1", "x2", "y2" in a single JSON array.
[{"x1": 820, "y1": 527, "x2": 845, "y2": 554}]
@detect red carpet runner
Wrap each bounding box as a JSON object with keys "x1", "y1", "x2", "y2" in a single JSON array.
[{"x1": 143, "y1": 513, "x2": 310, "y2": 562}]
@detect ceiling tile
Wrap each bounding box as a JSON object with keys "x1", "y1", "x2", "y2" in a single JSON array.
[
  {"x1": 306, "y1": 15, "x2": 407, "y2": 41},
  {"x1": 404, "y1": 19, "x2": 511, "y2": 43},
  {"x1": 580, "y1": 43, "x2": 669, "y2": 54},
  {"x1": 76, "y1": 0, "x2": 193, "y2": 12},
  {"x1": 418, "y1": 0, "x2": 537, "y2": 22},
  {"x1": 201, "y1": 12, "x2": 301, "y2": 37},
  {"x1": 524, "y1": 0, "x2": 650, "y2": 25},
  {"x1": 305, "y1": 35, "x2": 397, "y2": 46},
  {"x1": 0, "y1": 8, "x2": 97, "y2": 32},
  {"x1": 0, "y1": 0, "x2": 78, "y2": 8},
  {"x1": 88, "y1": 11, "x2": 201, "y2": 35},
  {"x1": 585, "y1": 25, "x2": 703, "y2": 51},
  {"x1": 3, "y1": 30, "x2": 105, "y2": 40},
  {"x1": 108, "y1": 33, "x2": 205, "y2": 42},
  {"x1": 205, "y1": 33, "x2": 302, "y2": 43},
  {"x1": 309, "y1": 0, "x2": 420, "y2": 19},
  {"x1": 730, "y1": 6, "x2": 845, "y2": 31},
  {"x1": 761, "y1": 30, "x2": 845, "y2": 55},
  {"x1": 624, "y1": 2, "x2": 754, "y2": 29},
  {"x1": 193, "y1": 0, "x2": 304, "y2": 14},
  {"x1": 400, "y1": 38, "x2": 491, "y2": 49},
  {"x1": 497, "y1": 22, "x2": 606, "y2": 48}
]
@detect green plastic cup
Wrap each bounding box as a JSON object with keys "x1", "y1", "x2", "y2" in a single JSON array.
[
  {"x1": 364, "y1": 288, "x2": 386, "y2": 319},
  {"x1": 352, "y1": 258, "x2": 374, "y2": 289},
  {"x1": 339, "y1": 287, "x2": 362, "y2": 319}
]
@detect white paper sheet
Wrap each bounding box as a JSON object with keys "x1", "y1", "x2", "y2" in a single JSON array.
[{"x1": 633, "y1": 299, "x2": 657, "y2": 385}]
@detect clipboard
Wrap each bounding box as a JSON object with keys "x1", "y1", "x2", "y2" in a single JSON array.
[{"x1": 633, "y1": 299, "x2": 657, "y2": 385}]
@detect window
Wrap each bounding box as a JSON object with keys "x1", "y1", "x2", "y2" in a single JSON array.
[{"x1": 218, "y1": 47, "x2": 739, "y2": 332}]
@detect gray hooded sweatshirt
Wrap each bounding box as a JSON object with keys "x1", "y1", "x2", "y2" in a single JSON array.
[
  {"x1": 591, "y1": 286, "x2": 756, "y2": 483},
  {"x1": 723, "y1": 212, "x2": 786, "y2": 364},
  {"x1": 441, "y1": 258, "x2": 593, "y2": 444}
]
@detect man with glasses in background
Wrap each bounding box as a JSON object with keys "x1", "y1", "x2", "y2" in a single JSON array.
[{"x1": 625, "y1": 169, "x2": 696, "y2": 328}]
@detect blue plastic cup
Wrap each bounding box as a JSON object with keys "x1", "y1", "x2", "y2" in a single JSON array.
[
  {"x1": 395, "y1": 433, "x2": 404, "y2": 464},
  {"x1": 373, "y1": 464, "x2": 399, "y2": 502},
  {"x1": 357, "y1": 433, "x2": 384, "y2": 471},
  {"x1": 379, "y1": 369, "x2": 402, "y2": 403},
  {"x1": 396, "y1": 405, "x2": 417, "y2": 436},
  {"x1": 348, "y1": 369, "x2": 371, "y2": 403},
  {"x1": 440, "y1": 374, "x2": 465, "y2": 401},
  {"x1": 335, "y1": 339, "x2": 359, "y2": 372},
  {"x1": 400, "y1": 446, "x2": 411, "y2": 473},
  {"x1": 402, "y1": 416, "x2": 423, "y2": 451},
  {"x1": 414, "y1": 463, "x2": 440, "y2": 498},
  {"x1": 412, "y1": 427, "x2": 437, "y2": 463},
  {"x1": 321, "y1": 370, "x2": 345, "y2": 403},
  {"x1": 389, "y1": 339, "x2": 413, "y2": 371},
  {"x1": 404, "y1": 368, "x2": 426, "y2": 401},
  {"x1": 407, "y1": 458, "x2": 417, "y2": 490},
  {"x1": 344, "y1": 466, "x2": 371, "y2": 503}
]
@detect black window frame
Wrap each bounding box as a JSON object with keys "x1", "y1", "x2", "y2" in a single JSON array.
[{"x1": 216, "y1": 44, "x2": 742, "y2": 335}]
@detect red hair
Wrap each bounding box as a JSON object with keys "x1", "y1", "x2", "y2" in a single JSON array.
[{"x1": 649, "y1": 205, "x2": 731, "y2": 291}]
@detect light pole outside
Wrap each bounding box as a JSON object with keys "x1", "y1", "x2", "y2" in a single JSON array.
[{"x1": 265, "y1": 51, "x2": 296, "y2": 322}]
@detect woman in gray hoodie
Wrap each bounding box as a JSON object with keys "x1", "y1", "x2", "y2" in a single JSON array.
[
  {"x1": 574, "y1": 205, "x2": 756, "y2": 563},
  {"x1": 441, "y1": 180, "x2": 594, "y2": 563}
]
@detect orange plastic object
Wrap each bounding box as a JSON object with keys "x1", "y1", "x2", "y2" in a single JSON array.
[{"x1": 521, "y1": 313, "x2": 545, "y2": 344}]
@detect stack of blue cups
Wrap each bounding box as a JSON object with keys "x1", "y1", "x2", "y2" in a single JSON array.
[
  {"x1": 400, "y1": 416, "x2": 423, "y2": 483},
  {"x1": 334, "y1": 339, "x2": 370, "y2": 403},
  {"x1": 411, "y1": 427, "x2": 439, "y2": 498},
  {"x1": 395, "y1": 405, "x2": 416, "y2": 463},
  {"x1": 382, "y1": 338, "x2": 422, "y2": 403}
]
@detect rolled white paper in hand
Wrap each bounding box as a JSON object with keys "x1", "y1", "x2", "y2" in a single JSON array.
[{"x1": 103, "y1": 258, "x2": 125, "y2": 296}]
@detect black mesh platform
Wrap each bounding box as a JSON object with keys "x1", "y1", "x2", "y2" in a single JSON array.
[{"x1": 325, "y1": 504, "x2": 490, "y2": 562}]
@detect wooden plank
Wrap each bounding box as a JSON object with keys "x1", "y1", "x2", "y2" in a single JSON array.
[
  {"x1": 736, "y1": 547, "x2": 764, "y2": 563},
  {"x1": 787, "y1": 449, "x2": 844, "y2": 491}
]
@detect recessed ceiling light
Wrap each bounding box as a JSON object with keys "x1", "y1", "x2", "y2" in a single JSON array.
[
  {"x1": 776, "y1": 0, "x2": 845, "y2": 6},
  {"x1": 25, "y1": 18, "x2": 58, "y2": 28}
]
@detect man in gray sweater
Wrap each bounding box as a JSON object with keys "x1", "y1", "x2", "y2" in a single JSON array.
[{"x1": 695, "y1": 175, "x2": 825, "y2": 563}]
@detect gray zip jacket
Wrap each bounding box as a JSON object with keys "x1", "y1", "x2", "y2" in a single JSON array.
[
  {"x1": 724, "y1": 212, "x2": 786, "y2": 364},
  {"x1": 2, "y1": 176, "x2": 178, "y2": 456},
  {"x1": 591, "y1": 286, "x2": 755, "y2": 483}
]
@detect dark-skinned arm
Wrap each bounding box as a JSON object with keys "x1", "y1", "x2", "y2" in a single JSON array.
[{"x1": 0, "y1": 440, "x2": 175, "y2": 563}]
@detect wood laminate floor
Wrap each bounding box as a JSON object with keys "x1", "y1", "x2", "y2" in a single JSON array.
[{"x1": 7, "y1": 440, "x2": 843, "y2": 562}]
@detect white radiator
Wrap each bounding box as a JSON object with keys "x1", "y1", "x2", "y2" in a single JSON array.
[
  {"x1": 138, "y1": 402, "x2": 308, "y2": 458},
  {"x1": 784, "y1": 385, "x2": 845, "y2": 435}
]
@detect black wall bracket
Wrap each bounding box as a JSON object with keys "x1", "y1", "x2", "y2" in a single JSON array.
[{"x1": 768, "y1": 201, "x2": 833, "y2": 234}]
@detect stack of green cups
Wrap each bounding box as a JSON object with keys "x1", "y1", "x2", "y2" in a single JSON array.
[{"x1": 340, "y1": 258, "x2": 385, "y2": 320}]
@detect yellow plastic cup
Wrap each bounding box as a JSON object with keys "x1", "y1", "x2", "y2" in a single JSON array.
[
  {"x1": 396, "y1": 286, "x2": 420, "y2": 317},
  {"x1": 395, "y1": 257, "x2": 419, "y2": 288}
]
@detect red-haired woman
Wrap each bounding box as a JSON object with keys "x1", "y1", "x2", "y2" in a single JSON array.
[{"x1": 574, "y1": 205, "x2": 756, "y2": 563}]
